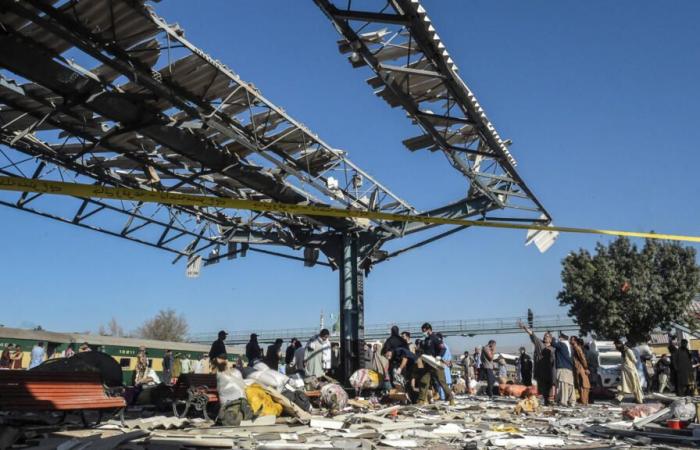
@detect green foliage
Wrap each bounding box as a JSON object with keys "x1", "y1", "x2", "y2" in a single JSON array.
[{"x1": 558, "y1": 237, "x2": 700, "y2": 344}]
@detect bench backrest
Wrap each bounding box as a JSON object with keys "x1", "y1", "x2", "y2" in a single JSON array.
[
  {"x1": 173, "y1": 373, "x2": 218, "y2": 402},
  {"x1": 174, "y1": 373, "x2": 217, "y2": 390},
  {"x1": 0, "y1": 370, "x2": 125, "y2": 411}
]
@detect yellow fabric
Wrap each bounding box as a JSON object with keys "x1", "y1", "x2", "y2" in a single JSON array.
[
  {"x1": 172, "y1": 358, "x2": 182, "y2": 378},
  {"x1": 514, "y1": 395, "x2": 539, "y2": 414},
  {"x1": 368, "y1": 370, "x2": 381, "y2": 386},
  {"x1": 491, "y1": 425, "x2": 520, "y2": 433},
  {"x1": 245, "y1": 384, "x2": 283, "y2": 417}
]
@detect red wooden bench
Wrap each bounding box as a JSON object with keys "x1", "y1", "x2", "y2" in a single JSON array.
[
  {"x1": 170, "y1": 373, "x2": 219, "y2": 420},
  {"x1": 0, "y1": 371, "x2": 125, "y2": 425}
]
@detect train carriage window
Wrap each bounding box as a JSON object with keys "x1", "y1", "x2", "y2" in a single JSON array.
[{"x1": 119, "y1": 358, "x2": 131, "y2": 368}]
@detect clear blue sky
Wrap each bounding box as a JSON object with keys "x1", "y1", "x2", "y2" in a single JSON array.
[{"x1": 2, "y1": 1, "x2": 700, "y2": 352}]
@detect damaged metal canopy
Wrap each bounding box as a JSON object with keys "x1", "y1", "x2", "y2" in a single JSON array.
[
  {"x1": 0, "y1": 0, "x2": 418, "y2": 269},
  {"x1": 314, "y1": 0, "x2": 554, "y2": 227},
  {"x1": 0, "y1": 0, "x2": 555, "y2": 272}
]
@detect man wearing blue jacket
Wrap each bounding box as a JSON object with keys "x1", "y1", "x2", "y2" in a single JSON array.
[{"x1": 551, "y1": 333, "x2": 575, "y2": 407}]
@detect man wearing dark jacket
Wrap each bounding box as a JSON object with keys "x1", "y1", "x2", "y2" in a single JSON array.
[
  {"x1": 246, "y1": 334, "x2": 263, "y2": 366},
  {"x1": 266, "y1": 338, "x2": 284, "y2": 370},
  {"x1": 382, "y1": 326, "x2": 408, "y2": 354},
  {"x1": 382, "y1": 326, "x2": 408, "y2": 380},
  {"x1": 162, "y1": 349, "x2": 173, "y2": 385},
  {"x1": 656, "y1": 354, "x2": 671, "y2": 393},
  {"x1": 668, "y1": 336, "x2": 679, "y2": 393},
  {"x1": 418, "y1": 323, "x2": 455, "y2": 405},
  {"x1": 285, "y1": 338, "x2": 299, "y2": 365},
  {"x1": 673, "y1": 339, "x2": 693, "y2": 396},
  {"x1": 209, "y1": 330, "x2": 228, "y2": 362},
  {"x1": 519, "y1": 347, "x2": 533, "y2": 386}
]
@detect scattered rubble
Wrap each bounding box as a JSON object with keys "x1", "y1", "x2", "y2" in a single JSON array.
[{"x1": 4, "y1": 393, "x2": 700, "y2": 449}]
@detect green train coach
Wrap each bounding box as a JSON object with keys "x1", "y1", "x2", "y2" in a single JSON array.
[{"x1": 0, "y1": 326, "x2": 243, "y2": 384}]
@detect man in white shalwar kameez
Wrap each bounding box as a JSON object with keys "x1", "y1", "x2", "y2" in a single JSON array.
[
  {"x1": 304, "y1": 329, "x2": 331, "y2": 378},
  {"x1": 614, "y1": 339, "x2": 644, "y2": 404}
]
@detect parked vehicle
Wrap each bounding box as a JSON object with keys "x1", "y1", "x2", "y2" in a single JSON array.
[{"x1": 590, "y1": 340, "x2": 621, "y2": 388}]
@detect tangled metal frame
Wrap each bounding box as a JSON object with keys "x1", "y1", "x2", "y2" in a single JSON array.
[
  {"x1": 0, "y1": 0, "x2": 552, "y2": 271},
  {"x1": 0, "y1": 0, "x2": 554, "y2": 376}
]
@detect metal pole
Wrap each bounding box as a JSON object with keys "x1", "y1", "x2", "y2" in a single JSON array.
[{"x1": 338, "y1": 234, "x2": 365, "y2": 382}]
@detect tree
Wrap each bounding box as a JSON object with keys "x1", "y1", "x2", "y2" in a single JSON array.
[
  {"x1": 99, "y1": 317, "x2": 126, "y2": 337},
  {"x1": 558, "y1": 237, "x2": 700, "y2": 344},
  {"x1": 136, "y1": 309, "x2": 189, "y2": 342}
]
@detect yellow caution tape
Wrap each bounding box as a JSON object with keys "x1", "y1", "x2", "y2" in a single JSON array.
[{"x1": 1, "y1": 175, "x2": 699, "y2": 243}]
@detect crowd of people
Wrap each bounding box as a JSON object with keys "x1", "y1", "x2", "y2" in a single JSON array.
[
  {"x1": 0, "y1": 341, "x2": 95, "y2": 370},
  {"x1": 134, "y1": 345, "x2": 213, "y2": 387},
  {"x1": 0, "y1": 344, "x2": 24, "y2": 369},
  {"x1": 225, "y1": 323, "x2": 458, "y2": 406},
  {"x1": 7, "y1": 326, "x2": 700, "y2": 408},
  {"x1": 1, "y1": 340, "x2": 216, "y2": 391},
  {"x1": 235, "y1": 329, "x2": 336, "y2": 378},
  {"x1": 508, "y1": 321, "x2": 644, "y2": 405},
  {"x1": 228, "y1": 322, "x2": 700, "y2": 407}
]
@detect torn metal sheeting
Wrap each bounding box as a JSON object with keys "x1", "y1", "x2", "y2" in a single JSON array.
[
  {"x1": 0, "y1": 0, "x2": 422, "y2": 272},
  {"x1": 315, "y1": 0, "x2": 555, "y2": 234}
]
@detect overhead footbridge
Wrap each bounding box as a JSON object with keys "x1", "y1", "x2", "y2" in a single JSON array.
[{"x1": 190, "y1": 313, "x2": 578, "y2": 346}]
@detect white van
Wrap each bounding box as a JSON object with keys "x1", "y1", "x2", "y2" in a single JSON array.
[{"x1": 590, "y1": 340, "x2": 621, "y2": 388}]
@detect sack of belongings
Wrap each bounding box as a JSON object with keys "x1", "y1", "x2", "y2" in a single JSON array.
[
  {"x1": 392, "y1": 369, "x2": 406, "y2": 388},
  {"x1": 217, "y1": 370, "x2": 247, "y2": 404},
  {"x1": 671, "y1": 398, "x2": 696, "y2": 421},
  {"x1": 282, "y1": 388, "x2": 312, "y2": 412},
  {"x1": 623, "y1": 403, "x2": 664, "y2": 420},
  {"x1": 452, "y1": 377, "x2": 467, "y2": 395},
  {"x1": 241, "y1": 367, "x2": 257, "y2": 378},
  {"x1": 320, "y1": 383, "x2": 348, "y2": 412},
  {"x1": 468, "y1": 378, "x2": 478, "y2": 394},
  {"x1": 220, "y1": 398, "x2": 254, "y2": 426},
  {"x1": 514, "y1": 388, "x2": 540, "y2": 414},
  {"x1": 349, "y1": 369, "x2": 381, "y2": 392},
  {"x1": 247, "y1": 367, "x2": 289, "y2": 390},
  {"x1": 286, "y1": 376, "x2": 305, "y2": 391},
  {"x1": 246, "y1": 383, "x2": 284, "y2": 417}
]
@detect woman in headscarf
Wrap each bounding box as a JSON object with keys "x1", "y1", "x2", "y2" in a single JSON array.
[{"x1": 519, "y1": 321, "x2": 555, "y2": 405}]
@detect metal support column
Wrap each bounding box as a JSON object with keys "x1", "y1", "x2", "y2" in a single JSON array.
[{"x1": 338, "y1": 233, "x2": 365, "y2": 382}]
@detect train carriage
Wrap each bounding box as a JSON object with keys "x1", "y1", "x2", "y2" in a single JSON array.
[{"x1": 0, "y1": 326, "x2": 242, "y2": 385}]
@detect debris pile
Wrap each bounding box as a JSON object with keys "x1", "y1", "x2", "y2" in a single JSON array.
[{"x1": 4, "y1": 393, "x2": 700, "y2": 449}]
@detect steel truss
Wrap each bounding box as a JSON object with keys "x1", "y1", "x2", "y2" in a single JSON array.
[
  {"x1": 0, "y1": 0, "x2": 418, "y2": 272},
  {"x1": 0, "y1": 0, "x2": 555, "y2": 377},
  {"x1": 314, "y1": 0, "x2": 553, "y2": 231}
]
